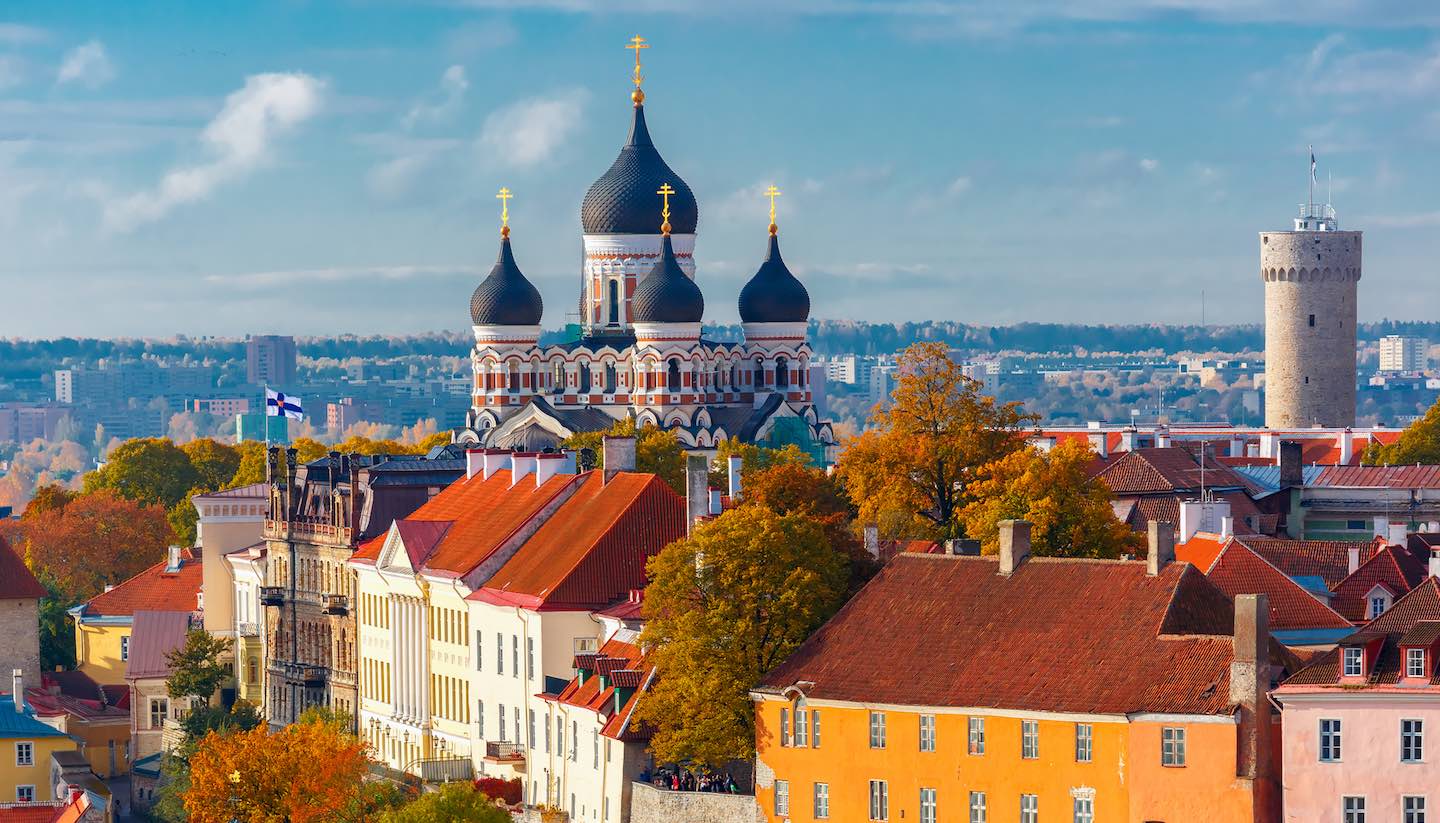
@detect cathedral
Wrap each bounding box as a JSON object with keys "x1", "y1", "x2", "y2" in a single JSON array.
[{"x1": 455, "y1": 38, "x2": 837, "y2": 462}]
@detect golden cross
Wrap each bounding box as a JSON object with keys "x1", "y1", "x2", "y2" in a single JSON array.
[
  {"x1": 625, "y1": 35, "x2": 648, "y2": 89},
  {"x1": 657, "y1": 182, "x2": 675, "y2": 233},
  {"x1": 764, "y1": 185, "x2": 782, "y2": 228},
  {"x1": 496, "y1": 187, "x2": 512, "y2": 234}
]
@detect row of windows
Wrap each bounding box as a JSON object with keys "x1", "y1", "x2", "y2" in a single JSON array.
[
  {"x1": 429, "y1": 605, "x2": 468, "y2": 647},
  {"x1": 430, "y1": 673, "x2": 470, "y2": 724},
  {"x1": 485, "y1": 356, "x2": 809, "y2": 395},
  {"x1": 1343, "y1": 795, "x2": 1428, "y2": 823},
  {"x1": 774, "y1": 782, "x2": 1096, "y2": 823},
  {"x1": 362, "y1": 657, "x2": 392, "y2": 704},
  {"x1": 854, "y1": 712, "x2": 1184, "y2": 767},
  {"x1": 476, "y1": 631, "x2": 535, "y2": 680},
  {"x1": 1320, "y1": 717, "x2": 1424, "y2": 763}
]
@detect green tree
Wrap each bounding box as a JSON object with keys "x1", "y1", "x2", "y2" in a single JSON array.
[
  {"x1": 165, "y1": 628, "x2": 232, "y2": 704},
  {"x1": 1367, "y1": 399, "x2": 1440, "y2": 465},
  {"x1": 33, "y1": 570, "x2": 76, "y2": 671},
  {"x1": 707, "y1": 439, "x2": 811, "y2": 487},
  {"x1": 167, "y1": 487, "x2": 207, "y2": 547},
  {"x1": 960, "y1": 439, "x2": 1144, "y2": 559},
  {"x1": 174, "y1": 701, "x2": 263, "y2": 760},
  {"x1": 378, "y1": 782, "x2": 510, "y2": 823},
  {"x1": 81, "y1": 437, "x2": 199, "y2": 509},
  {"x1": 562, "y1": 417, "x2": 686, "y2": 494},
  {"x1": 227, "y1": 440, "x2": 269, "y2": 488},
  {"x1": 636, "y1": 507, "x2": 849, "y2": 765},
  {"x1": 739, "y1": 460, "x2": 876, "y2": 593},
  {"x1": 182, "y1": 438, "x2": 242, "y2": 490}
]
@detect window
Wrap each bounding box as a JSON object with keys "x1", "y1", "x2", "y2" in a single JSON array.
[
  {"x1": 1404, "y1": 796, "x2": 1427, "y2": 823},
  {"x1": 1370, "y1": 595, "x2": 1390, "y2": 619},
  {"x1": 1309, "y1": 314, "x2": 1316, "y2": 327},
  {"x1": 968, "y1": 716, "x2": 986, "y2": 755},
  {"x1": 120, "y1": 635, "x2": 129, "y2": 661},
  {"x1": 1343, "y1": 647, "x2": 1363, "y2": 676},
  {"x1": 1320, "y1": 718, "x2": 1342, "y2": 762},
  {"x1": 512, "y1": 635, "x2": 519, "y2": 678},
  {"x1": 780, "y1": 707, "x2": 791, "y2": 747},
  {"x1": 969, "y1": 790, "x2": 987, "y2": 823},
  {"x1": 527, "y1": 637, "x2": 535, "y2": 680},
  {"x1": 1021, "y1": 720, "x2": 1039, "y2": 759},
  {"x1": 1403, "y1": 719, "x2": 1424, "y2": 763},
  {"x1": 774, "y1": 780, "x2": 790, "y2": 816},
  {"x1": 813, "y1": 782, "x2": 830, "y2": 819},
  {"x1": 15, "y1": 786, "x2": 34, "y2": 803},
  {"x1": 556, "y1": 717, "x2": 564, "y2": 757},
  {"x1": 149, "y1": 698, "x2": 168, "y2": 729},
  {"x1": 869, "y1": 711, "x2": 887, "y2": 749},
  {"x1": 593, "y1": 730, "x2": 599, "y2": 768},
  {"x1": 868, "y1": 780, "x2": 889, "y2": 821},
  {"x1": 570, "y1": 720, "x2": 578, "y2": 761},
  {"x1": 1161, "y1": 726, "x2": 1186, "y2": 766},
  {"x1": 496, "y1": 632, "x2": 504, "y2": 674},
  {"x1": 14, "y1": 742, "x2": 33, "y2": 767},
  {"x1": 667, "y1": 359, "x2": 681, "y2": 393},
  {"x1": 478, "y1": 701, "x2": 485, "y2": 738},
  {"x1": 811, "y1": 709, "x2": 821, "y2": 747},
  {"x1": 794, "y1": 705, "x2": 809, "y2": 747},
  {"x1": 475, "y1": 631, "x2": 483, "y2": 671},
  {"x1": 607, "y1": 279, "x2": 620, "y2": 325},
  {"x1": 1075, "y1": 723, "x2": 1093, "y2": 762},
  {"x1": 1410, "y1": 648, "x2": 1428, "y2": 678},
  {"x1": 499, "y1": 703, "x2": 507, "y2": 741},
  {"x1": 1343, "y1": 796, "x2": 1366, "y2": 823},
  {"x1": 529, "y1": 710, "x2": 536, "y2": 749},
  {"x1": 919, "y1": 714, "x2": 936, "y2": 752},
  {"x1": 1021, "y1": 794, "x2": 1039, "y2": 823},
  {"x1": 1073, "y1": 796, "x2": 1094, "y2": 823},
  {"x1": 920, "y1": 788, "x2": 937, "y2": 823}
]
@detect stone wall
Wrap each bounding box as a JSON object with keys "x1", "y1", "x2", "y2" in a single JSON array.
[
  {"x1": 1260, "y1": 230, "x2": 1362, "y2": 428},
  {"x1": 0, "y1": 597, "x2": 41, "y2": 690},
  {"x1": 628, "y1": 782, "x2": 760, "y2": 823}
]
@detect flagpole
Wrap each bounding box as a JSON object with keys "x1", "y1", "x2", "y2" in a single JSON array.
[{"x1": 1308, "y1": 144, "x2": 1315, "y2": 213}]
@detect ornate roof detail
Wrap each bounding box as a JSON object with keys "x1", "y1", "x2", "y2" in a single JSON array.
[
  {"x1": 582, "y1": 104, "x2": 698, "y2": 235},
  {"x1": 739, "y1": 231, "x2": 810, "y2": 324},
  {"x1": 630, "y1": 234, "x2": 704, "y2": 324},
  {"x1": 470, "y1": 234, "x2": 543, "y2": 326}
]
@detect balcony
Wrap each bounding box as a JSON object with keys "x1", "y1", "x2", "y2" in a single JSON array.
[
  {"x1": 236, "y1": 621, "x2": 260, "y2": 637},
  {"x1": 259, "y1": 586, "x2": 285, "y2": 607},
  {"x1": 264, "y1": 518, "x2": 354, "y2": 547},
  {"x1": 322, "y1": 594, "x2": 349, "y2": 616},
  {"x1": 484, "y1": 742, "x2": 526, "y2": 763},
  {"x1": 275, "y1": 662, "x2": 326, "y2": 687}
]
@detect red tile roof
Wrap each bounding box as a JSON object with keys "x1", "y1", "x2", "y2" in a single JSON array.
[
  {"x1": 0, "y1": 534, "x2": 45, "y2": 600},
  {"x1": 551, "y1": 636, "x2": 652, "y2": 741},
  {"x1": 1331, "y1": 543, "x2": 1429, "y2": 622},
  {"x1": 1282, "y1": 578, "x2": 1440, "y2": 688},
  {"x1": 1176, "y1": 534, "x2": 1229, "y2": 573},
  {"x1": 1313, "y1": 465, "x2": 1440, "y2": 489},
  {"x1": 1202, "y1": 542, "x2": 1351, "y2": 630},
  {"x1": 78, "y1": 551, "x2": 201, "y2": 619},
  {"x1": 1235, "y1": 537, "x2": 1375, "y2": 590},
  {"x1": 1096, "y1": 448, "x2": 1250, "y2": 495},
  {"x1": 761, "y1": 554, "x2": 1248, "y2": 716},
  {"x1": 0, "y1": 806, "x2": 69, "y2": 823}
]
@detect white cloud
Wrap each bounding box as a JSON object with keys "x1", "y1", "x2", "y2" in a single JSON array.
[
  {"x1": 0, "y1": 23, "x2": 47, "y2": 45},
  {"x1": 1290, "y1": 36, "x2": 1440, "y2": 100},
  {"x1": 1139, "y1": 157, "x2": 1159, "y2": 172},
  {"x1": 477, "y1": 88, "x2": 588, "y2": 168},
  {"x1": 946, "y1": 175, "x2": 973, "y2": 196},
  {"x1": 102, "y1": 73, "x2": 325, "y2": 233},
  {"x1": 402, "y1": 65, "x2": 468, "y2": 130},
  {"x1": 1357, "y1": 212, "x2": 1440, "y2": 229},
  {"x1": 57, "y1": 40, "x2": 115, "y2": 88}
]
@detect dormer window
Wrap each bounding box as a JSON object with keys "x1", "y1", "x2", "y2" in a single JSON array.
[
  {"x1": 1408, "y1": 648, "x2": 1428, "y2": 679},
  {"x1": 1367, "y1": 585, "x2": 1393, "y2": 620},
  {"x1": 1343, "y1": 647, "x2": 1364, "y2": 677}
]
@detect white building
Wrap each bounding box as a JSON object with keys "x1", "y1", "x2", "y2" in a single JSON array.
[{"x1": 1379, "y1": 334, "x2": 1428, "y2": 374}]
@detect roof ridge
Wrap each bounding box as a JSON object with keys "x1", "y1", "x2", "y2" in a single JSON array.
[
  {"x1": 1229, "y1": 540, "x2": 1352, "y2": 625},
  {"x1": 85, "y1": 552, "x2": 194, "y2": 610},
  {"x1": 519, "y1": 473, "x2": 650, "y2": 596}
]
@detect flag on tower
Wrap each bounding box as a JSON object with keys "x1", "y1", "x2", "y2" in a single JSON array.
[
  {"x1": 1310, "y1": 147, "x2": 1317, "y2": 185},
  {"x1": 265, "y1": 388, "x2": 304, "y2": 420}
]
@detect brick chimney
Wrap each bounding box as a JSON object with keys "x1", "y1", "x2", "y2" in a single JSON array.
[
  {"x1": 602, "y1": 436, "x2": 636, "y2": 484},
  {"x1": 1278, "y1": 440, "x2": 1303, "y2": 488},
  {"x1": 1230, "y1": 594, "x2": 1273, "y2": 787},
  {"x1": 1147, "y1": 520, "x2": 1175, "y2": 576},
  {"x1": 998, "y1": 520, "x2": 1031, "y2": 576}
]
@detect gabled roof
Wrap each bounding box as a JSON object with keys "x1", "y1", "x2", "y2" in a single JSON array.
[
  {"x1": 192, "y1": 483, "x2": 268, "y2": 500},
  {"x1": 1096, "y1": 447, "x2": 1248, "y2": 495},
  {"x1": 760, "y1": 554, "x2": 1245, "y2": 716},
  {"x1": 1236, "y1": 537, "x2": 1374, "y2": 590},
  {"x1": 0, "y1": 534, "x2": 46, "y2": 600},
  {"x1": 1312, "y1": 465, "x2": 1440, "y2": 489},
  {"x1": 1201, "y1": 541, "x2": 1351, "y2": 631},
  {"x1": 551, "y1": 635, "x2": 653, "y2": 741},
  {"x1": 124, "y1": 610, "x2": 191, "y2": 680},
  {"x1": 1282, "y1": 578, "x2": 1440, "y2": 688},
  {"x1": 392, "y1": 520, "x2": 453, "y2": 570},
  {"x1": 77, "y1": 550, "x2": 201, "y2": 619},
  {"x1": 1331, "y1": 543, "x2": 1429, "y2": 622}
]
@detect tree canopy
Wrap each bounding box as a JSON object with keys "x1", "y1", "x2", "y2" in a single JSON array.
[
  {"x1": 636, "y1": 507, "x2": 849, "y2": 765},
  {"x1": 166, "y1": 628, "x2": 233, "y2": 703},
  {"x1": 562, "y1": 417, "x2": 686, "y2": 495},
  {"x1": 377, "y1": 782, "x2": 510, "y2": 823},
  {"x1": 82, "y1": 437, "x2": 200, "y2": 509},
  {"x1": 1366, "y1": 398, "x2": 1440, "y2": 465}
]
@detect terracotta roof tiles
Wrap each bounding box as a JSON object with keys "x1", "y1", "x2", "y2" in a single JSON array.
[
  {"x1": 79, "y1": 551, "x2": 201, "y2": 619},
  {"x1": 1201, "y1": 541, "x2": 1352, "y2": 630},
  {"x1": 1282, "y1": 578, "x2": 1440, "y2": 687}
]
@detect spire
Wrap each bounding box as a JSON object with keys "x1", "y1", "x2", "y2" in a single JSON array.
[
  {"x1": 657, "y1": 182, "x2": 676, "y2": 236},
  {"x1": 496, "y1": 186, "x2": 512, "y2": 239},
  {"x1": 626, "y1": 35, "x2": 649, "y2": 107},
  {"x1": 739, "y1": 187, "x2": 810, "y2": 325},
  {"x1": 470, "y1": 188, "x2": 543, "y2": 327},
  {"x1": 765, "y1": 184, "x2": 782, "y2": 236}
]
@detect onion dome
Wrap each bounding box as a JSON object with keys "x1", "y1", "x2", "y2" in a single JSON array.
[
  {"x1": 469, "y1": 232, "x2": 543, "y2": 326},
  {"x1": 581, "y1": 104, "x2": 698, "y2": 235},
  {"x1": 739, "y1": 226, "x2": 810, "y2": 324},
  {"x1": 630, "y1": 234, "x2": 704, "y2": 323}
]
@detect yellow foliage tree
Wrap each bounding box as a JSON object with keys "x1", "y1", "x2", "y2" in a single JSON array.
[{"x1": 562, "y1": 417, "x2": 686, "y2": 494}]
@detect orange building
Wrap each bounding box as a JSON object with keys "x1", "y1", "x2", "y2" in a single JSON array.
[{"x1": 754, "y1": 521, "x2": 1287, "y2": 823}]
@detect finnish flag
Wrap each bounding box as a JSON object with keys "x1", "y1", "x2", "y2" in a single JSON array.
[{"x1": 265, "y1": 388, "x2": 304, "y2": 420}]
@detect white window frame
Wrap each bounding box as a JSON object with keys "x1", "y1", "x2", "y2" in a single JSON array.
[
  {"x1": 1369, "y1": 593, "x2": 1390, "y2": 620},
  {"x1": 1320, "y1": 718, "x2": 1343, "y2": 762},
  {"x1": 969, "y1": 790, "x2": 987, "y2": 823},
  {"x1": 15, "y1": 785, "x2": 35, "y2": 803},
  {"x1": 869, "y1": 711, "x2": 887, "y2": 749},
  {"x1": 1073, "y1": 795, "x2": 1094, "y2": 823},
  {"x1": 1410, "y1": 648, "x2": 1428, "y2": 678},
  {"x1": 794, "y1": 704, "x2": 809, "y2": 747},
  {"x1": 14, "y1": 741, "x2": 33, "y2": 767},
  {"x1": 1075, "y1": 723, "x2": 1093, "y2": 762},
  {"x1": 774, "y1": 779, "x2": 790, "y2": 816},
  {"x1": 1021, "y1": 794, "x2": 1039, "y2": 823},
  {"x1": 1403, "y1": 718, "x2": 1424, "y2": 763},
  {"x1": 869, "y1": 780, "x2": 889, "y2": 821},
  {"x1": 1161, "y1": 726, "x2": 1187, "y2": 767},
  {"x1": 814, "y1": 782, "x2": 830, "y2": 819},
  {"x1": 780, "y1": 707, "x2": 791, "y2": 747},
  {"x1": 919, "y1": 713, "x2": 936, "y2": 752},
  {"x1": 1404, "y1": 795, "x2": 1426, "y2": 823},
  {"x1": 120, "y1": 635, "x2": 129, "y2": 661},
  {"x1": 968, "y1": 716, "x2": 985, "y2": 755},
  {"x1": 1343, "y1": 647, "x2": 1363, "y2": 676},
  {"x1": 811, "y1": 709, "x2": 821, "y2": 748},
  {"x1": 919, "y1": 787, "x2": 937, "y2": 823},
  {"x1": 149, "y1": 697, "x2": 168, "y2": 730},
  {"x1": 1021, "y1": 719, "x2": 1039, "y2": 759},
  {"x1": 1343, "y1": 795, "x2": 1366, "y2": 823}
]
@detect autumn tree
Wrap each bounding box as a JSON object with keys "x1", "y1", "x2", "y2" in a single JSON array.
[
  {"x1": 636, "y1": 507, "x2": 849, "y2": 765},
  {"x1": 960, "y1": 439, "x2": 1143, "y2": 559},
  {"x1": 738, "y1": 460, "x2": 876, "y2": 591},
  {"x1": 707, "y1": 439, "x2": 811, "y2": 487},
  {"x1": 836, "y1": 342, "x2": 1037, "y2": 541},
  {"x1": 182, "y1": 439, "x2": 242, "y2": 491},
  {"x1": 0, "y1": 489, "x2": 172, "y2": 602},
  {"x1": 33, "y1": 569, "x2": 76, "y2": 671},
  {"x1": 378, "y1": 782, "x2": 510, "y2": 823},
  {"x1": 23, "y1": 484, "x2": 76, "y2": 518},
  {"x1": 82, "y1": 437, "x2": 200, "y2": 509},
  {"x1": 563, "y1": 417, "x2": 686, "y2": 494},
  {"x1": 1367, "y1": 399, "x2": 1440, "y2": 465}
]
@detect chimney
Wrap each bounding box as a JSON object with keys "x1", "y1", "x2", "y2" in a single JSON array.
[
  {"x1": 1156, "y1": 426, "x2": 1171, "y2": 449},
  {"x1": 947, "y1": 539, "x2": 981, "y2": 556},
  {"x1": 686, "y1": 455, "x2": 709, "y2": 533},
  {"x1": 708, "y1": 488, "x2": 722, "y2": 515},
  {"x1": 1220, "y1": 515, "x2": 1234, "y2": 539},
  {"x1": 1374, "y1": 516, "x2": 1390, "y2": 539},
  {"x1": 1229, "y1": 436, "x2": 1245, "y2": 458},
  {"x1": 1088, "y1": 432, "x2": 1108, "y2": 459},
  {"x1": 559, "y1": 449, "x2": 579, "y2": 475},
  {"x1": 1429, "y1": 555, "x2": 1440, "y2": 579},
  {"x1": 535, "y1": 453, "x2": 569, "y2": 488},
  {"x1": 1338, "y1": 427, "x2": 1355, "y2": 465},
  {"x1": 510, "y1": 453, "x2": 538, "y2": 487},
  {"x1": 1278, "y1": 440, "x2": 1303, "y2": 488},
  {"x1": 602, "y1": 436, "x2": 636, "y2": 483},
  {"x1": 481, "y1": 450, "x2": 511, "y2": 481},
  {"x1": 864, "y1": 524, "x2": 879, "y2": 559},
  {"x1": 1147, "y1": 520, "x2": 1176, "y2": 576},
  {"x1": 11, "y1": 670, "x2": 21, "y2": 712},
  {"x1": 727, "y1": 455, "x2": 743, "y2": 501},
  {"x1": 166, "y1": 545, "x2": 182, "y2": 572},
  {"x1": 998, "y1": 520, "x2": 1031, "y2": 576},
  {"x1": 1347, "y1": 546, "x2": 1361, "y2": 575},
  {"x1": 465, "y1": 448, "x2": 486, "y2": 481},
  {"x1": 1230, "y1": 593, "x2": 1272, "y2": 782},
  {"x1": 1120, "y1": 425, "x2": 1137, "y2": 453},
  {"x1": 1389, "y1": 523, "x2": 1409, "y2": 547}
]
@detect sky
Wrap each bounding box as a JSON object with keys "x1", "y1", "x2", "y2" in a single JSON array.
[{"x1": 3, "y1": 1, "x2": 1440, "y2": 339}]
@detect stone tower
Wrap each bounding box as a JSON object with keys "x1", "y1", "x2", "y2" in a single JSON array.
[{"x1": 1261, "y1": 191, "x2": 1361, "y2": 428}]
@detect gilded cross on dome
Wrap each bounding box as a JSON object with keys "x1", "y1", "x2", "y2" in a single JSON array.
[
  {"x1": 626, "y1": 35, "x2": 649, "y2": 105},
  {"x1": 765, "y1": 185, "x2": 782, "y2": 235},
  {"x1": 496, "y1": 186, "x2": 512, "y2": 237},
  {"x1": 657, "y1": 182, "x2": 675, "y2": 235}
]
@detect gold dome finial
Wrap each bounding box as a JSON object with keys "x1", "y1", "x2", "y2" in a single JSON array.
[
  {"x1": 657, "y1": 182, "x2": 675, "y2": 236},
  {"x1": 626, "y1": 35, "x2": 649, "y2": 106},
  {"x1": 764, "y1": 184, "x2": 782, "y2": 236},
  {"x1": 496, "y1": 186, "x2": 513, "y2": 238}
]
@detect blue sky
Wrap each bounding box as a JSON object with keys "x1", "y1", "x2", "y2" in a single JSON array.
[{"x1": 3, "y1": 1, "x2": 1440, "y2": 338}]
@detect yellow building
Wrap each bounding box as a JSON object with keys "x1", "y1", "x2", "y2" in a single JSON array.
[
  {"x1": 69, "y1": 547, "x2": 203, "y2": 687},
  {"x1": 27, "y1": 671, "x2": 131, "y2": 779},
  {"x1": 0, "y1": 690, "x2": 79, "y2": 803},
  {"x1": 754, "y1": 522, "x2": 1285, "y2": 823}
]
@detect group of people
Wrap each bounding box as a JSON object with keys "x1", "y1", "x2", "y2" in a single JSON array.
[{"x1": 646, "y1": 766, "x2": 742, "y2": 794}]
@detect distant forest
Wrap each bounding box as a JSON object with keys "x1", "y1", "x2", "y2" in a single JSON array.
[{"x1": 5, "y1": 319, "x2": 1440, "y2": 374}]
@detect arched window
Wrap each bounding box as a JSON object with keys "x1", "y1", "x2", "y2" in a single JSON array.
[
  {"x1": 753, "y1": 358, "x2": 766, "y2": 388},
  {"x1": 776, "y1": 356, "x2": 790, "y2": 389},
  {"x1": 579, "y1": 362, "x2": 592, "y2": 393},
  {"x1": 507, "y1": 362, "x2": 521, "y2": 392},
  {"x1": 604, "y1": 363, "x2": 617, "y2": 394},
  {"x1": 667, "y1": 359, "x2": 682, "y2": 392},
  {"x1": 552, "y1": 361, "x2": 564, "y2": 394},
  {"x1": 731, "y1": 363, "x2": 739, "y2": 388},
  {"x1": 607, "y1": 280, "x2": 620, "y2": 326}
]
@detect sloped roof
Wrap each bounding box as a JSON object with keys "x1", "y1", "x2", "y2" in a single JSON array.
[
  {"x1": 0, "y1": 695, "x2": 68, "y2": 739},
  {"x1": 192, "y1": 483, "x2": 268, "y2": 500},
  {"x1": 1282, "y1": 578, "x2": 1440, "y2": 687},
  {"x1": 1097, "y1": 448, "x2": 1248, "y2": 495},
  {"x1": 78, "y1": 550, "x2": 201, "y2": 619},
  {"x1": 1237, "y1": 537, "x2": 1374, "y2": 590},
  {"x1": 1312, "y1": 465, "x2": 1440, "y2": 489},
  {"x1": 1332, "y1": 543, "x2": 1429, "y2": 622},
  {"x1": 392, "y1": 520, "x2": 453, "y2": 569},
  {"x1": 552, "y1": 635, "x2": 653, "y2": 741},
  {"x1": 1202, "y1": 542, "x2": 1351, "y2": 630},
  {"x1": 0, "y1": 534, "x2": 46, "y2": 600},
  {"x1": 124, "y1": 610, "x2": 191, "y2": 680},
  {"x1": 760, "y1": 554, "x2": 1243, "y2": 716}
]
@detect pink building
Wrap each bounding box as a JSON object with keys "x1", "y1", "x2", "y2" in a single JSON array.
[{"x1": 1275, "y1": 570, "x2": 1440, "y2": 823}]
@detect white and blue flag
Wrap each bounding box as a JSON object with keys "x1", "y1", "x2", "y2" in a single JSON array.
[{"x1": 265, "y1": 388, "x2": 304, "y2": 420}]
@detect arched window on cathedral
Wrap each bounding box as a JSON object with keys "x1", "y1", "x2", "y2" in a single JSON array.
[
  {"x1": 713, "y1": 363, "x2": 722, "y2": 391},
  {"x1": 731, "y1": 362, "x2": 739, "y2": 388},
  {"x1": 579, "y1": 362, "x2": 592, "y2": 393},
  {"x1": 508, "y1": 362, "x2": 521, "y2": 392},
  {"x1": 552, "y1": 361, "x2": 564, "y2": 394},
  {"x1": 775, "y1": 356, "x2": 790, "y2": 389},
  {"x1": 608, "y1": 280, "x2": 620, "y2": 326},
  {"x1": 667, "y1": 359, "x2": 682, "y2": 392},
  {"x1": 604, "y1": 363, "x2": 617, "y2": 394},
  {"x1": 753, "y1": 358, "x2": 766, "y2": 388}
]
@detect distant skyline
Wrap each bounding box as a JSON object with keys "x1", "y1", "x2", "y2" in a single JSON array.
[{"x1": 3, "y1": 1, "x2": 1440, "y2": 338}]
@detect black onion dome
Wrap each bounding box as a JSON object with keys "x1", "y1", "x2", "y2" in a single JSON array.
[
  {"x1": 739, "y1": 232, "x2": 810, "y2": 323},
  {"x1": 581, "y1": 104, "x2": 698, "y2": 235},
  {"x1": 469, "y1": 235, "x2": 543, "y2": 326},
  {"x1": 630, "y1": 234, "x2": 704, "y2": 323}
]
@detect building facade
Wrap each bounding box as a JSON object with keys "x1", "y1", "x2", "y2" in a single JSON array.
[
  {"x1": 69, "y1": 547, "x2": 204, "y2": 688},
  {"x1": 1379, "y1": 334, "x2": 1428, "y2": 375},
  {"x1": 0, "y1": 537, "x2": 44, "y2": 693},
  {"x1": 245, "y1": 335, "x2": 297, "y2": 387},
  {"x1": 0, "y1": 689, "x2": 78, "y2": 804}
]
